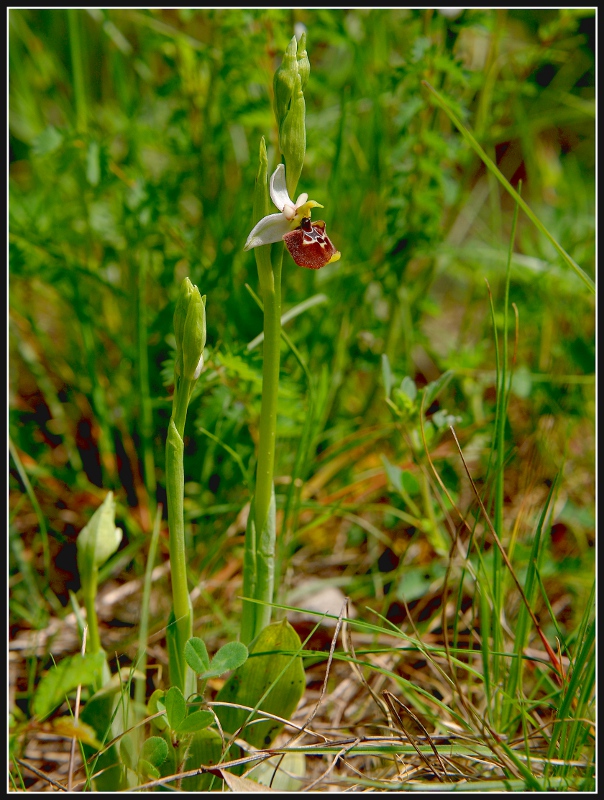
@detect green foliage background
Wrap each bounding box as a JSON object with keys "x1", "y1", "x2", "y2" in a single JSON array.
[{"x1": 10, "y1": 9, "x2": 594, "y2": 644}]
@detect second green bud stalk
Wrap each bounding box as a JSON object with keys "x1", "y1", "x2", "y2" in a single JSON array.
[{"x1": 166, "y1": 278, "x2": 206, "y2": 695}]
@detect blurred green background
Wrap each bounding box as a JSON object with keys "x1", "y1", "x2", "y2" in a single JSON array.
[{"x1": 9, "y1": 9, "x2": 594, "y2": 632}]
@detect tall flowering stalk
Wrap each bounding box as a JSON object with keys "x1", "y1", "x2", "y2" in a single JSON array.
[
  {"x1": 240, "y1": 34, "x2": 340, "y2": 644},
  {"x1": 165, "y1": 278, "x2": 206, "y2": 694}
]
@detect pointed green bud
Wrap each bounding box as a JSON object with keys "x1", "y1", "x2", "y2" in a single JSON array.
[
  {"x1": 253, "y1": 137, "x2": 269, "y2": 225},
  {"x1": 297, "y1": 32, "x2": 310, "y2": 92},
  {"x1": 182, "y1": 287, "x2": 206, "y2": 381},
  {"x1": 251, "y1": 137, "x2": 273, "y2": 287},
  {"x1": 173, "y1": 278, "x2": 206, "y2": 382},
  {"x1": 77, "y1": 492, "x2": 123, "y2": 580},
  {"x1": 273, "y1": 36, "x2": 298, "y2": 132},
  {"x1": 280, "y1": 72, "x2": 306, "y2": 198},
  {"x1": 173, "y1": 277, "x2": 195, "y2": 355}
]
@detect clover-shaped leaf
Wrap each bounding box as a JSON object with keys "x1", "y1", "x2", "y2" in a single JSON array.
[
  {"x1": 185, "y1": 638, "x2": 248, "y2": 679},
  {"x1": 164, "y1": 686, "x2": 186, "y2": 731},
  {"x1": 175, "y1": 710, "x2": 214, "y2": 735},
  {"x1": 201, "y1": 642, "x2": 248, "y2": 679},
  {"x1": 141, "y1": 736, "x2": 169, "y2": 769},
  {"x1": 184, "y1": 637, "x2": 210, "y2": 674}
]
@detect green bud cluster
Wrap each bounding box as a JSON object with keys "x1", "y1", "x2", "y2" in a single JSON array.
[
  {"x1": 173, "y1": 277, "x2": 206, "y2": 382},
  {"x1": 273, "y1": 33, "x2": 310, "y2": 199}
]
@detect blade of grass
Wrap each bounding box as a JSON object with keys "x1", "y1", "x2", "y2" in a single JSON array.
[
  {"x1": 134, "y1": 503, "x2": 162, "y2": 730},
  {"x1": 9, "y1": 438, "x2": 51, "y2": 585},
  {"x1": 422, "y1": 81, "x2": 595, "y2": 294},
  {"x1": 502, "y1": 477, "x2": 558, "y2": 734}
]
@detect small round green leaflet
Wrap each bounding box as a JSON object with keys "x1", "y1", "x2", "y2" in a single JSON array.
[
  {"x1": 140, "y1": 736, "x2": 168, "y2": 770},
  {"x1": 185, "y1": 637, "x2": 248, "y2": 679},
  {"x1": 175, "y1": 710, "x2": 214, "y2": 735},
  {"x1": 184, "y1": 637, "x2": 210, "y2": 674},
  {"x1": 205, "y1": 641, "x2": 248, "y2": 677}
]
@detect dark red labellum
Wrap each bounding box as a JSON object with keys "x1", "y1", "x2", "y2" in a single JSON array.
[{"x1": 282, "y1": 218, "x2": 339, "y2": 270}]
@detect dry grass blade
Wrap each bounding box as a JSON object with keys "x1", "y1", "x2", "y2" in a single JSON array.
[
  {"x1": 284, "y1": 599, "x2": 347, "y2": 747},
  {"x1": 14, "y1": 758, "x2": 69, "y2": 792},
  {"x1": 342, "y1": 609, "x2": 390, "y2": 723},
  {"x1": 448, "y1": 426, "x2": 564, "y2": 684},
  {"x1": 303, "y1": 738, "x2": 362, "y2": 792},
  {"x1": 383, "y1": 690, "x2": 447, "y2": 782}
]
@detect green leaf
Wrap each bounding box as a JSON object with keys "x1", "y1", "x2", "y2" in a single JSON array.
[
  {"x1": 381, "y1": 354, "x2": 393, "y2": 397},
  {"x1": 401, "y1": 470, "x2": 420, "y2": 495},
  {"x1": 181, "y1": 729, "x2": 224, "y2": 791},
  {"x1": 184, "y1": 637, "x2": 210, "y2": 674},
  {"x1": 381, "y1": 455, "x2": 403, "y2": 494},
  {"x1": 215, "y1": 620, "x2": 305, "y2": 750},
  {"x1": 119, "y1": 733, "x2": 135, "y2": 770},
  {"x1": 86, "y1": 140, "x2": 100, "y2": 186},
  {"x1": 137, "y1": 759, "x2": 160, "y2": 780},
  {"x1": 423, "y1": 370, "x2": 454, "y2": 409},
  {"x1": 148, "y1": 689, "x2": 168, "y2": 732},
  {"x1": 254, "y1": 751, "x2": 306, "y2": 791},
  {"x1": 141, "y1": 736, "x2": 169, "y2": 768},
  {"x1": 222, "y1": 771, "x2": 278, "y2": 793},
  {"x1": 76, "y1": 492, "x2": 123, "y2": 580},
  {"x1": 165, "y1": 686, "x2": 186, "y2": 731},
  {"x1": 176, "y1": 710, "x2": 214, "y2": 735},
  {"x1": 511, "y1": 366, "x2": 532, "y2": 399},
  {"x1": 400, "y1": 376, "x2": 417, "y2": 401},
  {"x1": 31, "y1": 126, "x2": 63, "y2": 156},
  {"x1": 33, "y1": 651, "x2": 106, "y2": 720},
  {"x1": 52, "y1": 717, "x2": 102, "y2": 749},
  {"x1": 201, "y1": 642, "x2": 248, "y2": 679}
]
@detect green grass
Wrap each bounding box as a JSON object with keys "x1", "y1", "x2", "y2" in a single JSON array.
[{"x1": 9, "y1": 8, "x2": 594, "y2": 791}]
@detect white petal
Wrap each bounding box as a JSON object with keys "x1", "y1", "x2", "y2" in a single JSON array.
[
  {"x1": 269, "y1": 164, "x2": 293, "y2": 212},
  {"x1": 295, "y1": 192, "x2": 308, "y2": 207},
  {"x1": 282, "y1": 203, "x2": 296, "y2": 221},
  {"x1": 244, "y1": 213, "x2": 292, "y2": 250}
]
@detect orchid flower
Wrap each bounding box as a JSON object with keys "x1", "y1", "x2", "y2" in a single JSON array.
[
  {"x1": 244, "y1": 164, "x2": 340, "y2": 269},
  {"x1": 244, "y1": 164, "x2": 322, "y2": 250}
]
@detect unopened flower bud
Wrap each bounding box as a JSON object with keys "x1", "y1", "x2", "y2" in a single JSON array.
[
  {"x1": 279, "y1": 72, "x2": 306, "y2": 198},
  {"x1": 77, "y1": 492, "x2": 123, "y2": 578},
  {"x1": 173, "y1": 277, "x2": 195, "y2": 354},
  {"x1": 254, "y1": 137, "x2": 270, "y2": 225},
  {"x1": 182, "y1": 288, "x2": 206, "y2": 382},
  {"x1": 297, "y1": 32, "x2": 310, "y2": 92},
  {"x1": 273, "y1": 36, "x2": 298, "y2": 132}
]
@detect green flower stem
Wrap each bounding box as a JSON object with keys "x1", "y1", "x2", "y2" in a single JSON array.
[
  {"x1": 166, "y1": 383, "x2": 194, "y2": 693},
  {"x1": 254, "y1": 248, "x2": 283, "y2": 537},
  {"x1": 166, "y1": 418, "x2": 190, "y2": 625},
  {"x1": 82, "y1": 574, "x2": 101, "y2": 655},
  {"x1": 172, "y1": 376, "x2": 195, "y2": 439},
  {"x1": 240, "y1": 247, "x2": 282, "y2": 645},
  {"x1": 165, "y1": 278, "x2": 205, "y2": 694}
]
